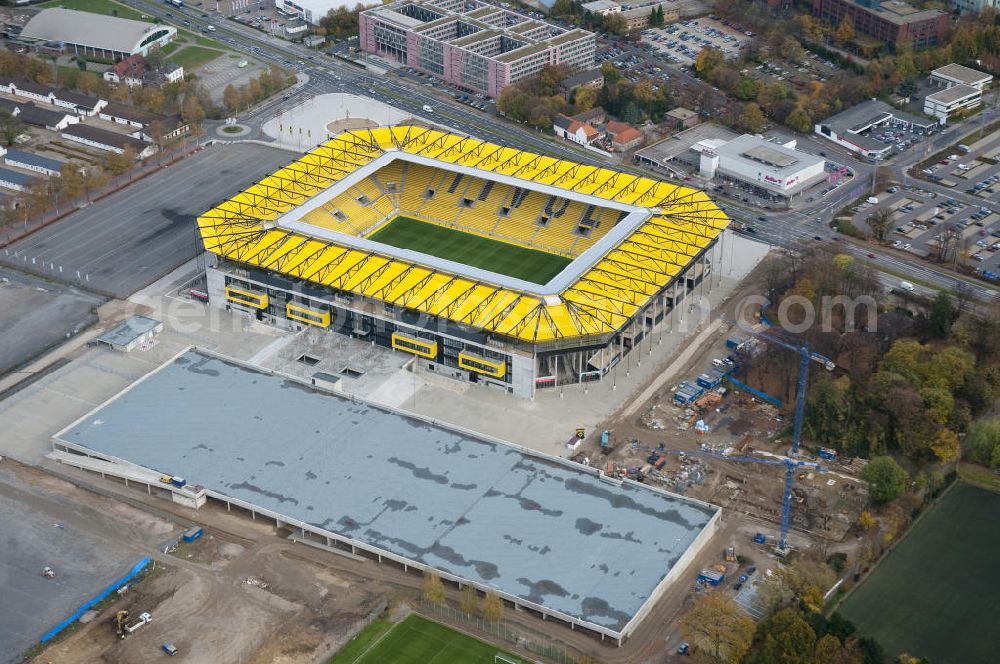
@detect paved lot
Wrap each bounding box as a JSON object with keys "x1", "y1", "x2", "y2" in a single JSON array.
[
  {"x1": 0, "y1": 465, "x2": 145, "y2": 663},
  {"x1": 643, "y1": 17, "x2": 750, "y2": 67},
  {"x1": 0, "y1": 269, "x2": 103, "y2": 378},
  {"x1": 1, "y1": 143, "x2": 296, "y2": 299}
]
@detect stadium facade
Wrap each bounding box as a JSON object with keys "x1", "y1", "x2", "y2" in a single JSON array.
[
  {"x1": 197, "y1": 126, "x2": 729, "y2": 398},
  {"x1": 358, "y1": 0, "x2": 595, "y2": 98}
]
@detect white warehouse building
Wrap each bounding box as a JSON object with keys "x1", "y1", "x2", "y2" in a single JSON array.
[
  {"x1": 697, "y1": 134, "x2": 827, "y2": 202},
  {"x1": 924, "y1": 84, "x2": 983, "y2": 122}
]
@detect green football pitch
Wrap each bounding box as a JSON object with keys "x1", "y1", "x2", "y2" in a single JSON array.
[
  {"x1": 838, "y1": 482, "x2": 1000, "y2": 664},
  {"x1": 368, "y1": 217, "x2": 571, "y2": 284},
  {"x1": 329, "y1": 614, "x2": 529, "y2": 664}
]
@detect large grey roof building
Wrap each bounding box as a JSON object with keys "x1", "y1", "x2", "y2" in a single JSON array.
[
  {"x1": 54, "y1": 350, "x2": 721, "y2": 643},
  {"x1": 18, "y1": 8, "x2": 176, "y2": 61}
]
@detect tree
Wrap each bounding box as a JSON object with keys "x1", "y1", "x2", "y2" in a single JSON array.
[
  {"x1": 481, "y1": 590, "x2": 503, "y2": 625},
  {"x1": 834, "y1": 17, "x2": 854, "y2": 46},
  {"x1": 574, "y1": 86, "x2": 598, "y2": 113},
  {"x1": 105, "y1": 145, "x2": 136, "y2": 177},
  {"x1": 0, "y1": 109, "x2": 24, "y2": 146},
  {"x1": 422, "y1": 568, "x2": 445, "y2": 606},
  {"x1": 223, "y1": 84, "x2": 240, "y2": 114},
  {"x1": 679, "y1": 594, "x2": 754, "y2": 664},
  {"x1": 58, "y1": 162, "x2": 86, "y2": 199},
  {"x1": 785, "y1": 107, "x2": 813, "y2": 133},
  {"x1": 740, "y1": 102, "x2": 766, "y2": 133},
  {"x1": 866, "y1": 208, "x2": 893, "y2": 243},
  {"x1": 746, "y1": 608, "x2": 817, "y2": 664},
  {"x1": 181, "y1": 95, "x2": 205, "y2": 126},
  {"x1": 694, "y1": 47, "x2": 724, "y2": 76},
  {"x1": 858, "y1": 510, "x2": 876, "y2": 530},
  {"x1": 76, "y1": 56, "x2": 88, "y2": 71},
  {"x1": 928, "y1": 291, "x2": 954, "y2": 339},
  {"x1": 930, "y1": 428, "x2": 960, "y2": 463},
  {"x1": 460, "y1": 584, "x2": 479, "y2": 615},
  {"x1": 966, "y1": 418, "x2": 1000, "y2": 468},
  {"x1": 860, "y1": 456, "x2": 908, "y2": 504},
  {"x1": 603, "y1": 13, "x2": 628, "y2": 36}
]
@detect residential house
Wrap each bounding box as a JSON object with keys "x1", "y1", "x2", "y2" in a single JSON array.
[
  {"x1": 104, "y1": 54, "x2": 147, "y2": 87},
  {"x1": 554, "y1": 114, "x2": 600, "y2": 145},
  {"x1": 606, "y1": 121, "x2": 644, "y2": 151}
]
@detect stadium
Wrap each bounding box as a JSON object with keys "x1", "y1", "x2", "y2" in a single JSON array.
[{"x1": 198, "y1": 125, "x2": 730, "y2": 397}]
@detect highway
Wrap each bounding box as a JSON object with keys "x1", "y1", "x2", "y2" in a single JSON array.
[{"x1": 133, "y1": 0, "x2": 998, "y2": 303}]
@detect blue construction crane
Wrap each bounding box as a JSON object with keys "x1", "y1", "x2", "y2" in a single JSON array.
[
  {"x1": 733, "y1": 326, "x2": 834, "y2": 458},
  {"x1": 648, "y1": 446, "x2": 823, "y2": 552}
]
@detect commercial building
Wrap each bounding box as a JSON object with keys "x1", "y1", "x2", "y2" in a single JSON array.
[
  {"x1": 928, "y1": 63, "x2": 993, "y2": 92},
  {"x1": 359, "y1": 0, "x2": 595, "y2": 98},
  {"x1": 54, "y1": 348, "x2": 722, "y2": 644},
  {"x1": 813, "y1": 99, "x2": 935, "y2": 159},
  {"x1": 197, "y1": 126, "x2": 729, "y2": 398},
  {"x1": 811, "y1": 0, "x2": 948, "y2": 50},
  {"x1": 923, "y1": 84, "x2": 982, "y2": 121},
  {"x1": 3, "y1": 149, "x2": 64, "y2": 177},
  {"x1": 665, "y1": 107, "x2": 699, "y2": 130},
  {"x1": 637, "y1": 129, "x2": 826, "y2": 203},
  {"x1": 18, "y1": 8, "x2": 176, "y2": 61},
  {"x1": 581, "y1": 0, "x2": 622, "y2": 14}
]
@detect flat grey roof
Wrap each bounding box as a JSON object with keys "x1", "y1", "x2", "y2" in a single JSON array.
[
  {"x1": 635, "y1": 123, "x2": 740, "y2": 164},
  {"x1": 95, "y1": 315, "x2": 160, "y2": 347},
  {"x1": 925, "y1": 83, "x2": 980, "y2": 105},
  {"x1": 716, "y1": 134, "x2": 825, "y2": 176},
  {"x1": 57, "y1": 350, "x2": 719, "y2": 635},
  {"x1": 930, "y1": 63, "x2": 992, "y2": 86},
  {"x1": 822, "y1": 99, "x2": 895, "y2": 135},
  {"x1": 0, "y1": 167, "x2": 39, "y2": 187}
]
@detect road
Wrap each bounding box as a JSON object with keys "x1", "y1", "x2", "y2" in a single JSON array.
[{"x1": 130, "y1": 0, "x2": 999, "y2": 303}]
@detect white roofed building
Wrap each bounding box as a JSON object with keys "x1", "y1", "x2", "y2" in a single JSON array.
[{"x1": 18, "y1": 8, "x2": 176, "y2": 61}]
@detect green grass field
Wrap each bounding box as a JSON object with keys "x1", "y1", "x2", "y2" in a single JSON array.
[
  {"x1": 329, "y1": 614, "x2": 528, "y2": 664},
  {"x1": 839, "y1": 482, "x2": 1000, "y2": 664},
  {"x1": 368, "y1": 217, "x2": 571, "y2": 284},
  {"x1": 40, "y1": 0, "x2": 144, "y2": 20},
  {"x1": 166, "y1": 45, "x2": 223, "y2": 70}
]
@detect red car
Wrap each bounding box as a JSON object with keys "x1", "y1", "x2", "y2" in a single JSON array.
[{"x1": 866, "y1": 253, "x2": 876, "y2": 259}]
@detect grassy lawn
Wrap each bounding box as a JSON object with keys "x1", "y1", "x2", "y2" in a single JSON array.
[
  {"x1": 166, "y1": 45, "x2": 223, "y2": 70},
  {"x1": 839, "y1": 482, "x2": 1000, "y2": 663},
  {"x1": 328, "y1": 614, "x2": 528, "y2": 664},
  {"x1": 40, "y1": 0, "x2": 144, "y2": 20},
  {"x1": 368, "y1": 217, "x2": 571, "y2": 284}
]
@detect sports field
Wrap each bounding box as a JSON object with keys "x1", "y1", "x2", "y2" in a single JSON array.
[
  {"x1": 329, "y1": 614, "x2": 528, "y2": 664},
  {"x1": 839, "y1": 482, "x2": 1000, "y2": 664},
  {"x1": 368, "y1": 217, "x2": 571, "y2": 284}
]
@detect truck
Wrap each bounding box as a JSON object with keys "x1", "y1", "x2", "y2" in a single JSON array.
[
  {"x1": 164, "y1": 0, "x2": 183, "y2": 7},
  {"x1": 126, "y1": 612, "x2": 152, "y2": 634},
  {"x1": 817, "y1": 447, "x2": 838, "y2": 461}
]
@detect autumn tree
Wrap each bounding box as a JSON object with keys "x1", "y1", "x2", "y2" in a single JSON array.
[
  {"x1": 0, "y1": 109, "x2": 24, "y2": 146},
  {"x1": 695, "y1": 47, "x2": 725, "y2": 76},
  {"x1": 745, "y1": 608, "x2": 816, "y2": 664},
  {"x1": 860, "y1": 456, "x2": 908, "y2": 504},
  {"x1": 181, "y1": 95, "x2": 205, "y2": 126},
  {"x1": 58, "y1": 162, "x2": 87, "y2": 200},
  {"x1": 422, "y1": 568, "x2": 445, "y2": 606},
  {"x1": 481, "y1": 590, "x2": 504, "y2": 625},
  {"x1": 785, "y1": 107, "x2": 813, "y2": 133},
  {"x1": 740, "y1": 102, "x2": 766, "y2": 133},
  {"x1": 834, "y1": 17, "x2": 854, "y2": 46},
  {"x1": 459, "y1": 584, "x2": 479, "y2": 614},
  {"x1": 679, "y1": 594, "x2": 754, "y2": 664},
  {"x1": 223, "y1": 84, "x2": 240, "y2": 114}
]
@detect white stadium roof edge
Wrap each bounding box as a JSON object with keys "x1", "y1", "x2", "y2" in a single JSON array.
[{"x1": 19, "y1": 8, "x2": 177, "y2": 56}]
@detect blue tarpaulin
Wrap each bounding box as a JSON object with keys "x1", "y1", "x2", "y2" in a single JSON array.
[{"x1": 39, "y1": 556, "x2": 151, "y2": 643}]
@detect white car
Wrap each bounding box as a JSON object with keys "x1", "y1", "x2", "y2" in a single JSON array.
[
  {"x1": 206, "y1": 24, "x2": 216, "y2": 31},
  {"x1": 900, "y1": 281, "x2": 915, "y2": 291}
]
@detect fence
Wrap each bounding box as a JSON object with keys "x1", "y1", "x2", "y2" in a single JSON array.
[{"x1": 420, "y1": 600, "x2": 583, "y2": 664}]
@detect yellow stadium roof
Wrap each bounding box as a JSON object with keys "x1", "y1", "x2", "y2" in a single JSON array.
[{"x1": 197, "y1": 126, "x2": 729, "y2": 344}]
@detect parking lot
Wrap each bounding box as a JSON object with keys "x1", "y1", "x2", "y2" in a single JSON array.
[
  {"x1": 642, "y1": 17, "x2": 750, "y2": 67},
  {"x1": 853, "y1": 185, "x2": 1000, "y2": 271},
  {"x1": 1, "y1": 143, "x2": 295, "y2": 299}
]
